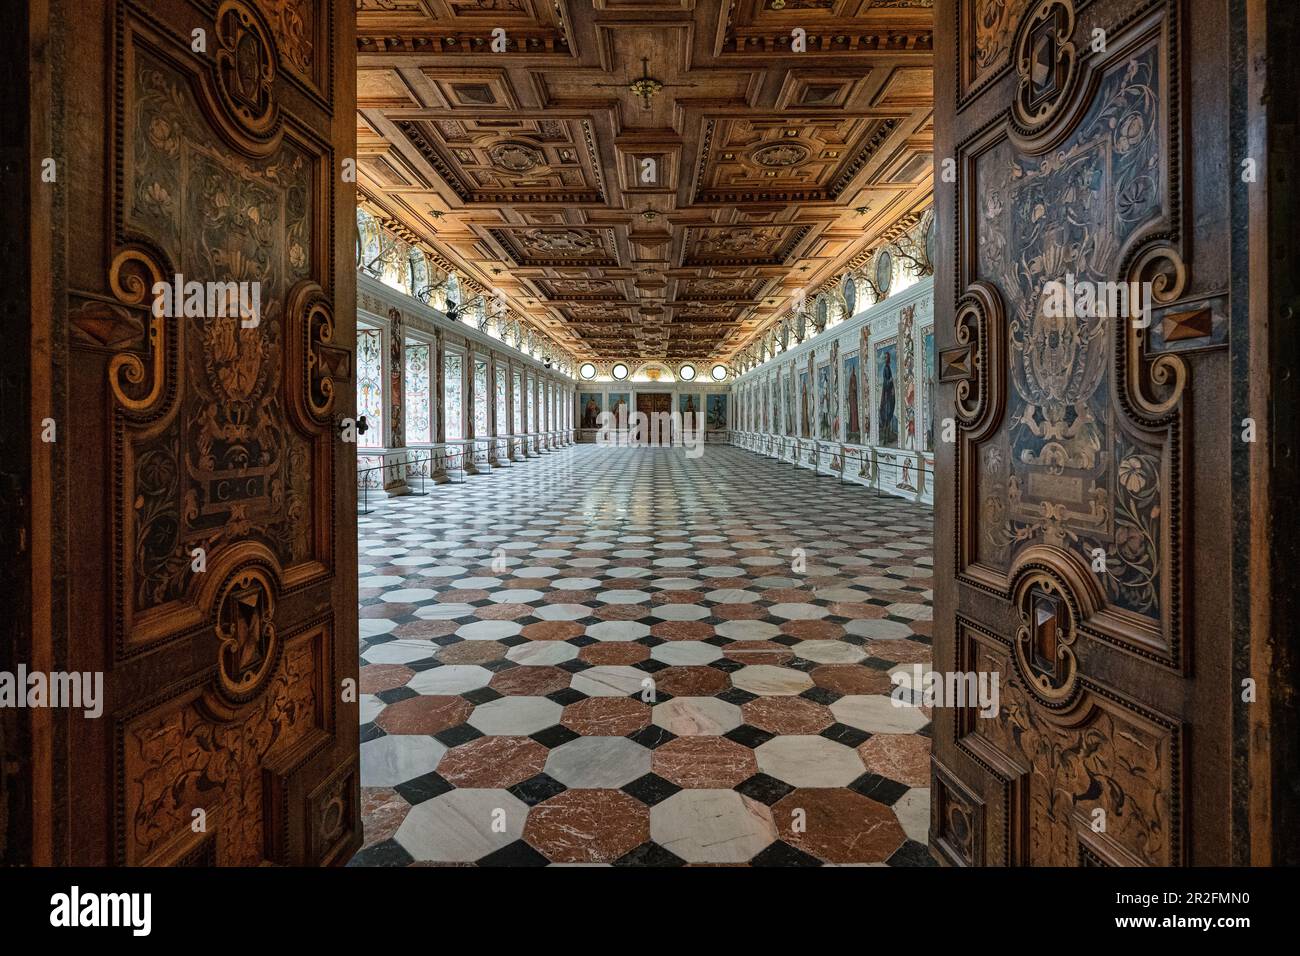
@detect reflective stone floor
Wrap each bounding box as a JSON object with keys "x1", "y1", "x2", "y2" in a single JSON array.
[{"x1": 351, "y1": 445, "x2": 935, "y2": 866}]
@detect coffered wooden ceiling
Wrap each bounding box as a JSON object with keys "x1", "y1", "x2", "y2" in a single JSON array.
[{"x1": 356, "y1": 0, "x2": 935, "y2": 362}]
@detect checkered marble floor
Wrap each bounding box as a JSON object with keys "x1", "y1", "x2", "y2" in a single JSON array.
[{"x1": 351, "y1": 445, "x2": 936, "y2": 866}]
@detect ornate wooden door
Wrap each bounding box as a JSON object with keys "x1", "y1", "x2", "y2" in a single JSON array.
[
  {"x1": 932, "y1": 0, "x2": 1241, "y2": 865},
  {"x1": 636, "y1": 392, "x2": 673, "y2": 419},
  {"x1": 46, "y1": 0, "x2": 358, "y2": 865}
]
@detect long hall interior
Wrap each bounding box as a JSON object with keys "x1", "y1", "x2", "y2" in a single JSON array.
[
  {"x1": 348, "y1": 0, "x2": 940, "y2": 865},
  {"x1": 10, "y1": 0, "x2": 1299, "y2": 882}
]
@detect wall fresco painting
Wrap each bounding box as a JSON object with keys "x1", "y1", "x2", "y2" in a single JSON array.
[
  {"x1": 787, "y1": 365, "x2": 797, "y2": 437},
  {"x1": 899, "y1": 304, "x2": 917, "y2": 449},
  {"x1": 706, "y1": 393, "x2": 728, "y2": 432},
  {"x1": 817, "y1": 364, "x2": 834, "y2": 440},
  {"x1": 922, "y1": 329, "x2": 935, "y2": 451},
  {"x1": 798, "y1": 369, "x2": 812, "y2": 438},
  {"x1": 875, "y1": 342, "x2": 899, "y2": 447},
  {"x1": 608, "y1": 392, "x2": 630, "y2": 426},
  {"x1": 844, "y1": 352, "x2": 862, "y2": 444},
  {"x1": 579, "y1": 392, "x2": 603, "y2": 429}
]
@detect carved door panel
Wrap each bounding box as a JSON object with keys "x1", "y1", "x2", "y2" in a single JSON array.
[
  {"x1": 56, "y1": 0, "x2": 358, "y2": 864},
  {"x1": 636, "y1": 392, "x2": 672, "y2": 442},
  {"x1": 932, "y1": 0, "x2": 1236, "y2": 865}
]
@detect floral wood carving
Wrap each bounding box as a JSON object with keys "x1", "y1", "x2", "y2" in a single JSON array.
[
  {"x1": 961, "y1": 16, "x2": 1184, "y2": 662},
  {"x1": 121, "y1": 622, "x2": 326, "y2": 864},
  {"x1": 960, "y1": 623, "x2": 1181, "y2": 865},
  {"x1": 113, "y1": 29, "x2": 325, "y2": 649}
]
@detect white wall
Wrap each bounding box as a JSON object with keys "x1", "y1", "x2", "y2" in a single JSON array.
[{"x1": 731, "y1": 277, "x2": 936, "y2": 505}]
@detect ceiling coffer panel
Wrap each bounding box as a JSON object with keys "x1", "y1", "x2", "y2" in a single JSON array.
[{"x1": 355, "y1": 0, "x2": 934, "y2": 360}]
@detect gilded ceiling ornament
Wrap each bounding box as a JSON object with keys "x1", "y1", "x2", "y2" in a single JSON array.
[
  {"x1": 519, "y1": 229, "x2": 600, "y2": 254},
  {"x1": 752, "y1": 142, "x2": 811, "y2": 168},
  {"x1": 488, "y1": 141, "x2": 544, "y2": 174},
  {"x1": 592, "y1": 57, "x2": 695, "y2": 111}
]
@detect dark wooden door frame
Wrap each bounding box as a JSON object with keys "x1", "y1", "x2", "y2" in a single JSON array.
[
  {"x1": 931, "y1": 0, "x2": 1299, "y2": 866},
  {"x1": 6, "y1": 0, "x2": 360, "y2": 866}
]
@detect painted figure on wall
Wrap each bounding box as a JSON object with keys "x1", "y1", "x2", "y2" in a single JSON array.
[
  {"x1": 877, "y1": 344, "x2": 898, "y2": 446},
  {"x1": 706, "y1": 393, "x2": 728, "y2": 431},
  {"x1": 799, "y1": 370, "x2": 811, "y2": 438},
  {"x1": 609, "y1": 392, "x2": 630, "y2": 427},
  {"x1": 828, "y1": 341, "x2": 841, "y2": 439},
  {"x1": 899, "y1": 304, "x2": 917, "y2": 449},
  {"x1": 773, "y1": 370, "x2": 782, "y2": 434},
  {"x1": 817, "y1": 364, "x2": 833, "y2": 439},
  {"x1": 844, "y1": 353, "x2": 862, "y2": 444},
  {"x1": 679, "y1": 393, "x2": 700, "y2": 436},
  {"x1": 923, "y1": 330, "x2": 935, "y2": 451},
  {"x1": 580, "y1": 392, "x2": 602, "y2": 429},
  {"x1": 788, "y1": 365, "x2": 798, "y2": 436}
]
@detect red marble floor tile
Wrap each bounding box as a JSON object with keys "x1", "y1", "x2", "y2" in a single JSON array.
[
  {"x1": 476, "y1": 603, "x2": 535, "y2": 621},
  {"x1": 827, "y1": 602, "x2": 887, "y2": 620},
  {"x1": 908, "y1": 619, "x2": 934, "y2": 638},
  {"x1": 780, "y1": 619, "x2": 846, "y2": 641},
  {"x1": 436, "y1": 588, "x2": 490, "y2": 604},
  {"x1": 714, "y1": 603, "x2": 769, "y2": 621},
  {"x1": 864, "y1": 638, "x2": 932, "y2": 664},
  {"x1": 804, "y1": 575, "x2": 843, "y2": 590},
  {"x1": 438, "y1": 736, "x2": 549, "y2": 788},
  {"x1": 857, "y1": 733, "x2": 931, "y2": 787},
  {"x1": 435, "y1": 640, "x2": 508, "y2": 664},
  {"x1": 651, "y1": 620, "x2": 713, "y2": 641},
  {"x1": 489, "y1": 665, "x2": 572, "y2": 696},
  {"x1": 592, "y1": 604, "x2": 646, "y2": 621},
  {"x1": 545, "y1": 589, "x2": 597, "y2": 604},
  {"x1": 579, "y1": 642, "x2": 650, "y2": 666},
  {"x1": 521, "y1": 620, "x2": 584, "y2": 641},
  {"x1": 811, "y1": 664, "x2": 894, "y2": 696},
  {"x1": 374, "y1": 695, "x2": 473, "y2": 735},
  {"x1": 495, "y1": 577, "x2": 540, "y2": 590},
  {"x1": 741, "y1": 696, "x2": 835, "y2": 734},
  {"x1": 560, "y1": 697, "x2": 651, "y2": 736},
  {"x1": 652, "y1": 590, "x2": 705, "y2": 604},
  {"x1": 361, "y1": 787, "x2": 411, "y2": 849},
  {"x1": 761, "y1": 588, "x2": 816, "y2": 603},
  {"x1": 392, "y1": 619, "x2": 458, "y2": 639},
  {"x1": 652, "y1": 736, "x2": 758, "y2": 789},
  {"x1": 524, "y1": 790, "x2": 650, "y2": 863},
  {"x1": 722, "y1": 641, "x2": 795, "y2": 666},
  {"x1": 361, "y1": 603, "x2": 414, "y2": 618},
  {"x1": 359, "y1": 663, "x2": 414, "y2": 695},
  {"x1": 357, "y1": 587, "x2": 386, "y2": 601},
  {"x1": 772, "y1": 788, "x2": 906, "y2": 863},
  {"x1": 653, "y1": 665, "x2": 729, "y2": 697}
]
